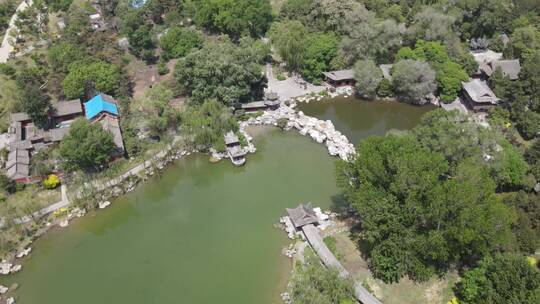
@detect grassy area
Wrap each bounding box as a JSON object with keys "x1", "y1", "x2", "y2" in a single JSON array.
[
  {"x1": 1, "y1": 184, "x2": 62, "y2": 217},
  {"x1": 332, "y1": 230, "x2": 459, "y2": 304}
]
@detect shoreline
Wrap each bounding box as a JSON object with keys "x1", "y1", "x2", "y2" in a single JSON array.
[{"x1": 0, "y1": 97, "x2": 359, "y2": 301}]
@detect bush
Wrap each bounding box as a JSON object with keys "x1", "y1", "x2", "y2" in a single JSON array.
[
  {"x1": 43, "y1": 174, "x2": 60, "y2": 189},
  {"x1": 157, "y1": 59, "x2": 169, "y2": 75},
  {"x1": 160, "y1": 26, "x2": 203, "y2": 60},
  {"x1": 277, "y1": 117, "x2": 288, "y2": 130},
  {"x1": 276, "y1": 74, "x2": 286, "y2": 81},
  {"x1": 377, "y1": 78, "x2": 393, "y2": 97}
]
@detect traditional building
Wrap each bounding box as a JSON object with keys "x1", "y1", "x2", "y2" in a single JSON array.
[
  {"x1": 461, "y1": 79, "x2": 500, "y2": 112},
  {"x1": 224, "y1": 131, "x2": 246, "y2": 166},
  {"x1": 237, "y1": 91, "x2": 280, "y2": 113},
  {"x1": 84, "y1": 94, "x2": 125, "y2": 154},
  {"x1": 286, "y1": 204, "x2": 318, "y2": 229},
  {"x1": 487, "y1": 59, "x2": 521, "y2": 80},
  {"x1": 322, "y1": 69, "x2": 355, "y2": 87}
]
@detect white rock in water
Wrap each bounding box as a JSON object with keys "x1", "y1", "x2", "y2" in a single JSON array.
[
  {"x1": 16, "y1": 247, "x2": 31, "y2": 258},
  {"x1": 10, "y1": 264, "x2": 21, "y2": 273},
  {"x1": 98, "y1": 201, "x2": 111, "y2": 209},
  {"x1": 59, "y1": 220, "x2": 69, "y2": 228},
  {"x1": 0, "y1": 285, "x2": 7, "y2": 294},
  {"x1": 6, "y1": 297, "x2": 15, "y2": 304},
  {"x1": 0, "y1": 261, "x2": 12, "y2": 275}
]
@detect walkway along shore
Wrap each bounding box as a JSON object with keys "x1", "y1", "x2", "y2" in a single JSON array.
[{"x1": 0, "y1": 0, "x2": 33, "y2": 63}]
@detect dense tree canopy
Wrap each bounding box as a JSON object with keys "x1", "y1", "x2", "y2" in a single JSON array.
[
  {"x1": 59, "y1": 118, "x2": 116, "y2": 172},
  {"x1": 353, "y1": 59, "x2": 382, "y2": 99},
  {"x1": 192, "y1": 0, "x2": 272, "y2": 37},
  {"x1": 174, "y1": 37, "x2": 267, "y2": 105},
  {"x1": 62, "y1": 61, "x2": 120, "y2": 100},
  {"x1": 391, "y1": 59, "x2": 436, "y2": 104},
  {"x1": 456, "y1": 254, "x2": 540, "y2": 304},
  {"x1": 159, "y1": 26, "x2": 203, "y2": 60}
]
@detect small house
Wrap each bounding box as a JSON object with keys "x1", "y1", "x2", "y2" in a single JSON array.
[
  {"x1": 84, "y1": 94, "x2": 125, "y2": 154},
  {"x1": 286, "y1": 204, "x2": 318, "y2": 229},
  {"x1": 322, "y1": 69, "x2": 355, "y2": 87},
  {"x1": 224, "y1": 131, "x2": 246, "y2": 166},
  {"x1": 224, "y1": 131, "x2": 240, "y2": 148},
  {"x1": 488, "y1": 59, "x2": 521, "y2": 80},
  {"x1": 461, "y1": 79, "x2": 500, "y2": 112}
]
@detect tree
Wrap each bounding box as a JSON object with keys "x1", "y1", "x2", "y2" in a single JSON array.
[
  {"x1": 391, "y1": 60, "x2": 436, "y2": 105},
  {"x1": 173, "y1": 38, "x2": 267, "y2": 105},
  {"x1": 268, "y1": 20, "x2": 308, "y2": 71},
  {"x1": 336, "y1": 126, "x2": 514, "y2": 283},
  {"x1": 59, "y1": 118, "x2": 116, "y2": 172},
  {"x1": 437, "y1": 61, "x2": 469, "y2": 102},
  {"x1": 46, "y1": 0, "x2": 73, "y2": 12},
  {"x1": 456, "y1": 254, "x2": 540, "y2": 304},
  {"x1": 410, "y1": 7, "x2": 456, "y2": 42},
  {"x1": 491, "y1": 141, "x2": 529, "y2": 190},
  {"x1": 290, "y1": 256, "x2": 356, "y2": 304},
  {"x1": 20, "y1": 86, "x2": 51, "y2": 128},
  {"x1": 193, "y1": 0, "x2": 272, "y2": 37},
  {"x1": 353, "y1": 59, "x2": 382, "y2": 99},
  {"x1": 132, "y1": 83, "x2": 177, "y2": 139},
  {"x1": 62, "y1": 61, "x2": 120, "y2": 100},
  {"x1": 160, "y1": 26, "x2": 203, "y2": 60},
  {"x1": 48, "y1": 41, "x2": 84, "y2": 73},
  {"x1": 301, "y1": 33, "x2": 339, "y2": 83},
  {"x1": 508, "y1": 26, "x2": 540, "y2": 60}
]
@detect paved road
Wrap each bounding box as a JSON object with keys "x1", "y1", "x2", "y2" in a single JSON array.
[{"x1": 0, "y1": 0, "x2": 33, "y2": 63}]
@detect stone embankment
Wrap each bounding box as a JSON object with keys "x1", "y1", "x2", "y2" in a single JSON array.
[{"x1": 243, "y1": 105, "x2": 356, "y2": 161}]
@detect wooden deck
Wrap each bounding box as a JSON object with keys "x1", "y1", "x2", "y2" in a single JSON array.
[{"x1": 301, "y1": 224, "x2": 382, "y2": 304}]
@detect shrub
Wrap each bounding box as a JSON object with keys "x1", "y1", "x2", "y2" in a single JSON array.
[
  {"x1": 276, "y1": 74, "x2": 286, "y2": 81},
  {"x1": 157, "y1": 60, "x2": 169, "y2": 75},
  {"x1": 43, "y1": 174, "x2": 60, "y2": 189},
  {"x1": 277, "y1": 117, "x2": 288, "y2": 130}
]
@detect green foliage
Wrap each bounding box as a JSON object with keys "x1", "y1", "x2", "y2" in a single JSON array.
[
  {"x1": 290, "y1": 256, "x2": 356, "y2": 304},
  {"x1": 396, "y1": 41, "x2": 469, "y2": 102},
  {"x1": 376, "y1": 78, "x2": 393, "y2": 97},
  {"x1": 20, "y1": 85, "x2": 51, "y2": 128},
  {"x1": 157, "y1": 59, "x2": 169, "y2": 75},
  {"x1": 193, "y1": 0, "x2": 272, "y2": 37},
  {"x1": 160, "y1": 26, "x2": 203, "y2": 60},
  {"x1": 491, "y1": 141, "x2": 529, "y2": 190},
  {"x1": 354, "y1": 59, "x2": 382, "y2": 99},
  {"x1": 301, "y1": 33, "x2": 339, "y2": 82},
  {"x1": 437, "y1": 61, "x2": 470, "y2": 103},
  {"x1": 391, "y1": 59, "x2": 436, "y2": 104},
  {"x1": 59, "y1": 118, "x2": 116, "y2": 172},
  {"x1": 174, "y1": 38, "x2": 267, "y2": 105},
  {"x1": 508, "y1": 26, "x2": 540, "y2": 60},
  {"x1": 133, "y1": 83, "x2": 177, "y2": 139},
  {"x1": 0, "y1": 172, "x2": 16, "y2": 194},
  {"x1": 42, "y1": 174, "x2": 60, "y2": 190},
  {"x1": 456, "y1": 254, "x2": 540, "y2": 304},
  {"x1": 269, "y1": 20, "x2": 308, "y2": 71},
  {"x1": 180, "y1": 100, "x2": 238, "y2": 149},
  {"x1": 0, "y1": 1, "x2": 17, "y2": 35},
  {"x1": 47, "y1": 42, "x2": 85, "y2": 73},
  {"x1": 62, "y1": 61, "x2": 120, "y2": 100},
  {"x1": 46, "y1": 0, "x2": 73, "y2": 12},
  {"x1": 337, "y1": 110, "x2": 520, "y2": 283},
  {"x1": 502, "y1": 191, "x2": 540, "y2": 253}
]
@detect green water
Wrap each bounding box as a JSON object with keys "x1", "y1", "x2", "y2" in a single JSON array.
[
  {"x1": 298, "y1": 97, "x2": 435, "y2": 145},
  {"x1": 6, "y1": 100, "x2": 432, "y2": 304}
]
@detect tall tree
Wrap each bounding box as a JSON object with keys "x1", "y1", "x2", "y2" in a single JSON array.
[
  {"x1": 353, "y1": 59, "x2": 382, "y2": 99},
  {"x1": 391, "y1": 60, "x2": 436, "y2": 105},
  {"x1": 268, "y1": 20, "x2": 308, "y2": 71}
]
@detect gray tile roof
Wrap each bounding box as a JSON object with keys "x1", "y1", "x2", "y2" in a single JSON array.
[
  {"x1": 286, "y1": 204, "x2": 318, "y2": 228},
  {"x1": 462, "y1": 79, "x2": 499, "y2": 104},
  {"x1": 51, "y1": 99, "x2": 83, "y2": 117},
  {"x1": 10, "y1": 112, "x2": 30, "y2": 123},
  {"x1": 50, "y1": 127, "x2": 71, "y2": 142},
  {"x1": 6, "y1": 149, "x2": 30, "y2": 179},
  {"x1": 98, "y1": 116, "x2": 124, "y2": 152},
  {"x1": 323, "y1": 69, "x2": 354, "y2": 81},
  {"x1": 490, "y1": 59, "x2": 521, "y2": 80},
  {"x1": 224, "y1": 131, "x2": 239, "y2": 146}
]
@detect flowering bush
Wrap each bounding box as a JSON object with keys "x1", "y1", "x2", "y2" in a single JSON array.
[{"x1": 43, "y1": 174, "x2": 60, "y2": 189}]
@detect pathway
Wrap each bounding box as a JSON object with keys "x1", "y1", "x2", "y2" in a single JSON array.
[
  {"x1": 266, "y1": 63, "x2": 325, "y2": 101},
  {"x1": 301, "y1": 224, "x2": 382, "y2": 304},
  {"x1": 0, "y1": 0, "x2": 33, "y2": 63},
  {"x1": 12, "y1": 184, "x2": 69, "y2": 225}
]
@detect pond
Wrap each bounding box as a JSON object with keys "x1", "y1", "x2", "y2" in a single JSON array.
[
  {"x1": 5, "y1": 100, "x2": 433, "y2": 304},
  {"x1": 297, "y1": 97, "x2": 435, "y2": 145}
]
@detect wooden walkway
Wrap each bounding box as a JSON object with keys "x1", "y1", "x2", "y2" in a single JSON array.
[{"x1": 301, "y1": 224, "x2": 382, "y2": 304}]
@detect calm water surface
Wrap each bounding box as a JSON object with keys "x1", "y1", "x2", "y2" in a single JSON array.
[
  {"x1": 7, "y1": 100, "x2": 432, "y2": 304},
  {"x1": 298, "y1": 97, "x2": 435, "y2": 145}
]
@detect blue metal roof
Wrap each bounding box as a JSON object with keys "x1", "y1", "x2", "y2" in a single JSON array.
[{"x1": 84, "y1": 94, "x2": 119, "y2": 120}]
